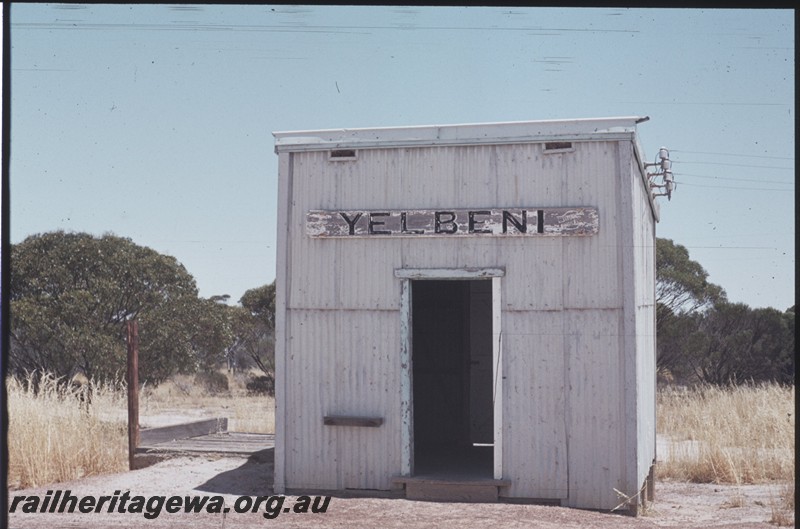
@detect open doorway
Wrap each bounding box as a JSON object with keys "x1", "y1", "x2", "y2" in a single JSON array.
[{"x1": 411, "y1": 279, "x2": 494, "y2": 478}]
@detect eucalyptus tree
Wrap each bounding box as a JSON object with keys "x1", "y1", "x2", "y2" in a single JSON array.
[
  {"x1": 227, "y1": 282, "x2": 275, "y2": 377},
  {"x1": 655, "y1": 238, "x2": 726, "y2": 381},
  {"x1": 10, "y1": 231, "x2": 212, "y2": 383}
]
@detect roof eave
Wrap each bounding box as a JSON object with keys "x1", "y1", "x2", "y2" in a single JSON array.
[{"x1": 273, "y1": 116, "x2": 647, "y2": 153}]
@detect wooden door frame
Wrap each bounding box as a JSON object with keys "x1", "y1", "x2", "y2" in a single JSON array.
[{"x1": 395, "y1": 268, "x2": 505, "y2": 480}]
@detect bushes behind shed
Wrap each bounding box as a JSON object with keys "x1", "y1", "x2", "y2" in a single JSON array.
[{"x1": 246, "y1": 374, "x2": 275, "y2": 396}]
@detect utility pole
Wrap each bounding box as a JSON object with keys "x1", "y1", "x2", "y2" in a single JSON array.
[{"x1": 126, "y1": 320, "x2": 139, "y2": 470}]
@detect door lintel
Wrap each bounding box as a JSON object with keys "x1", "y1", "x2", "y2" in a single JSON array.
[{"x1": 395, "y1": 267, "x2": 505, "y2": 280}]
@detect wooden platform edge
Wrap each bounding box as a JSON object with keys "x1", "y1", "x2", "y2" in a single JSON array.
[{"x1": 139, "y1": 417, "x2": 228, "y2": 445}]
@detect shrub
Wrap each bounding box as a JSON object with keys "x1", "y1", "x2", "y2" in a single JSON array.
[
  {"x1": 245, "y1": 374, "x2": 274, "y2": 396},
  {"x1": 193, "y1": 371, "x2": 229, "y2": 394}
]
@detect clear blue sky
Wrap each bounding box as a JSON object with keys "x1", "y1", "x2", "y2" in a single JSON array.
[{"x1": 9, "y1": 5, "x2": 795, "y2": 310}]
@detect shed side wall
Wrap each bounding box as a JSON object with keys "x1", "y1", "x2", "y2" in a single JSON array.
[
  {"x1": 273, "y1": 152, "x2": 292, "y2": 493},
  {"x1": 631, "y1": 146, "x2": 657, "y2": 493}
]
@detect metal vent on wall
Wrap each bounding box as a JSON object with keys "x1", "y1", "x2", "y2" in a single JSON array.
[
  {"x1": 544, "y1": 142, "x2": 574, "y2": 153},
  {"x1": 328, "y1": 149, "x2": 358, "y2": 161}
]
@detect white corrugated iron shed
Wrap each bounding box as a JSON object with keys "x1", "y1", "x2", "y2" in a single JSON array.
[{"x1": 273, "y1": 117, "x2": 659, "y2": 512}]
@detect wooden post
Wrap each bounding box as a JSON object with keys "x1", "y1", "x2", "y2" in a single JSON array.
[{"x1": 126, "y1": 320, "x2": 139, "y2": 470}]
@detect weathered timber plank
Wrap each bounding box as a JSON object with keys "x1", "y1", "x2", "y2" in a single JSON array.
[
  {"x1": 141, "y1": 442, "x2": 263, "y2": 454},
  {"x1": 307, "y1": 208, "x2": 598, "y2": 237},
  {"x1": 137, "y1": 432, "x2": 274, "y2": 455},
  {"x1": 139, "y1": 418, "x2": 228, "y2": 445}
]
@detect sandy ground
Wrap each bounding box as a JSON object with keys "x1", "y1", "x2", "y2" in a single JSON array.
[{"x1": 8, "y1": 452, "x2": 792, "y2": 529}]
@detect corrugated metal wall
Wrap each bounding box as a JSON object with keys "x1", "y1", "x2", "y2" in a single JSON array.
[
  {"x1": 284, "y1": 309, "x2": 400, "y2": 490},
  {"x1": 502, "y1": 310, "x2": 568, "y2": 499},
  {"x1": 278, "y1": 138, "x2": 656, "y2": 507},
  {"x1": 631, "y1": 154, "x2": 658, "y2": 494}
]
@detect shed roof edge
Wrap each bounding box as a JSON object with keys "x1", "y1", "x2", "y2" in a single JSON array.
[{"x1": 273, "y1": 116, "x2": 646, "y2": 153}]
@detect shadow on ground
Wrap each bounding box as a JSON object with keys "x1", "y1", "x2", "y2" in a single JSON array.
[{"x1": 195, "y1": 448, "x2": 275, "y2": 496}]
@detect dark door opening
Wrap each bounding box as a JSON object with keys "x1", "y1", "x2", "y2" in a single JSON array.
[{"x1": 411, "y1": 279, "x2": 493, "y2": 478}]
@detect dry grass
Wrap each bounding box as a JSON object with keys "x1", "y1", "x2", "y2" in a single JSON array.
[
  {"x1": 6, "y1": 373, "x2": 128, "y2": 490},
  {"x1": 769, "y1": 481, "x2": 796, "y2": 526},
  {"x1": 10, "y1": 369, "x2": 792, "y2": 507},
  {"x1": 657, "y1": 382, "x2": 795, "y2": 484},
  {"x1": 140, "y1": 371, "x2": 275, "y2": 433},
  {"x1": 7, "y1": 369, "x2": 275, "y2": 490}
]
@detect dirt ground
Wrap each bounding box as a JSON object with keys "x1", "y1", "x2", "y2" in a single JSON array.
[{"x1": 8, "y1": 452, "x2": 792, "y2": 529}]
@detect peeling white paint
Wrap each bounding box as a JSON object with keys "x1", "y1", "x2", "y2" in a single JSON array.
[{"x1": 307, "y1": 208, "x2": 599, "y2": 238}]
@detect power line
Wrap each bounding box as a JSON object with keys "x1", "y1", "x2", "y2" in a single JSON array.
[
  {"x1": 11, "y1": 21, "x2": 641, "y2": 34},
  {"x1": 675, "y1": 172, "x2": 794, "y2": 185},
  {"x1": 683, "y1": 246, "x2": 777, "y2": 250},
  {"x1": 675, "y1": 181, "x2": 793, "y2": 192},
  {"x1": 670, "y1": 149, "x2": 793, "y2": 161},
  {"x1": 624, "y1": 101, "x2": 786, "y2": 107},
  {"x1": 673, "y1": 160, "x2": 794, "y2": 170}
]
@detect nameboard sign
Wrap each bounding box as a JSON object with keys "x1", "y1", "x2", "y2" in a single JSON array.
[{"x1": 306, "y1": 208, "x2": 598, "y2": 238}]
